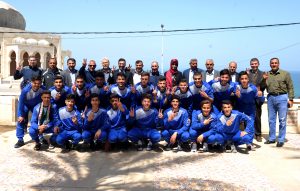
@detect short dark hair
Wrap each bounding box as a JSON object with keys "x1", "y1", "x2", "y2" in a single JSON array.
[
  {"x1": 95, "y1": 71, "x2": 105, "y2": 79},
  {"x1": 200, "y1": 99, "x2": 211, "y2": 108},
  {"x1": 90, "y1": 93, "x2": 99, "y2": 100},
  {"x1": 31, "y1": 76, "x2": 42, "y2": 82},
  {"x1": 117, "y1": 72, "x2": 126, "y2": 79},
  {"x1": 142, "y1": 93, "x2": 152, "y2": 101},
  {"x1": 221, "y1": 99, "x2": 232, "y2": 106},
  {"x1": 54, "y1": 75, "x2": 63, "y2": 81},
  {"x1": 76, "y1": 75, "x2": 85, "y2": 80},
  {"x1": 66, "y1": 94, "x2": 75, "y2": 100},
  {"x1": 170, "y1": 95, "x2": 180, "y2": 102},
  {"x1": 270, "y1": 57, "x2": 279, "y2": 63},
  {"x1": 141, "y1": 72, "x2": 150, "y2": 77},
  {"x1": 158, "y1": 76, "x2": 166, "y2": 82},
  {"x1": 135, "y1": 60, "x2": 143, "y2": 65},
  {"x1": 193, "y1": 71, "x2": 202, "y2": 78},
  {"x1": 179, "y1": 79, "x2": 188, "y2": 84},
  {"x1": 220, "y1": 69, "x2": 230, "y2": 76},
  {"x1": 250, "y1": 58, "x2": 259, "y2": 63},
  {"x1": 239, "y1": 71, "x2": 248, "y2": 78},
  {"x1": 110, "y1": 93, "x2": 119, "y2": 100},
  {"x1": 67, "y1": 58, "x2": 76, "y2": 63},
  {"x1": 118, "y1": 58, "x2": 126, "y2": 63},
  {"x1": 41, "y1": 90, "x2": 51, "y2": 96}
]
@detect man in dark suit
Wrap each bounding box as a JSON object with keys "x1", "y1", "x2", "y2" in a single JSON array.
[
  {"x1": 112, "y1": 58, "x2": 133, "y2": 85},
  {"x1": 202, "y1": 59, "x2": 220, "y2": 83},
  {"x1": 60, "y1": 58, "x2": 78, "y2": 88},
  {"x1": 228, "y1": 61, "x2": 239, "y2": 83},
  {"x1": 182, "y1": 58, "x2": 204, "y2": 84}
]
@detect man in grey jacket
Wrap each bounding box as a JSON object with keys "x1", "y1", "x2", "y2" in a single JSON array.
[{"x1": 60, "y1": 58, "x2": 78, "y2": 88}]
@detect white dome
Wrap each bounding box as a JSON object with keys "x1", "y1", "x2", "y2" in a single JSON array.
[
  {"x1": 0, "y1": 1, "x2": 26, "y2": 30},
  {"x1": 26, "y1": 38, "x2": 38, "y2": 45},
  {"x1": 38, "y1": 39, "x2": 50, "y2": 46},
  {"x1": 12, "y1": 37, "x2": 25, "y2": 44}
]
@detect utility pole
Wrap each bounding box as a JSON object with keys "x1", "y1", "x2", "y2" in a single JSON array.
[{"x1": 161, "y1": 24, "x2": 164, "y2": 74}]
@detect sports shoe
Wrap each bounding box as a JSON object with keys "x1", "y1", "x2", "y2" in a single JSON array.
[
  {"x1": 165, "y1": 143, "x2": 172, "y2": 151},
  {"x1": 264, "y1": 140, "x2": 275, "y2": 144},
  {"x1": 14, "y1": 140, "x2": 25, "y2": 148},
  {"x1": 191, "y1": 142, "x2": 197, "y2": 152},
  {"x1": 40, "y1": 137, "x2": 49, "y2": 145},
  {"x1": 276, "y1": 142, "x2": 284, "y2": 147},
  {"x1": 203, "y1": 142, "x2": 209, "y2": 152},
  {"x1": 146, "y1": 141, "x2": 153, "y2": 151},
  {"x1": 34, "y1": 142, "x2": 42, "y2": 151},
  {"x1": 247, "y1": 144, "x2": 252, "y2": 151},
  {"x1": 173, "y1": 143, "x2": 182, "y2": 152},
  {"x1": 137, "y1": 140, "x2": 143, "y2": 151},
  {"x1": 231, "y1": 144, "x2": 237, "y2": 153},
  {"x1": 256, "y1": 136, "x2": 262, "y2": 142}
]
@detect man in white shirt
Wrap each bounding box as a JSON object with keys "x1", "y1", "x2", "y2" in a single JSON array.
[
  {"x1": 228, "y1": 61, "x2": 239, "y2": 83},
  {"x1": 202, "y1": 59, "x2": 219, "y2": 83},
  {"x1": 132, "y1": 60, "x2": 144, "y2": 85}
]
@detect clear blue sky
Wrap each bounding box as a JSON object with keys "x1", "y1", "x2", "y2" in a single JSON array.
[{"x1": 5, "y1": 0, "x2": 300, "y2": 72}]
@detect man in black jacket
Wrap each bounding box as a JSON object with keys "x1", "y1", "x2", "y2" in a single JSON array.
[
  {"x1": 79, "y1": 59, "x2": 97, "y2": 84},
  {"x1": 112, "y1": 58, "x2": 133, "y2": 85},
  {"x1": 98, "y1": 57, "x2": 114, "y2": 85},
  {"x1": 42, "y1": 58, "x2": 62, "y2": 89}
]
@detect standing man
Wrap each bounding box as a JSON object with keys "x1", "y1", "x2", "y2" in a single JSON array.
[
  {"x1": 112, "y1": 58, "x2": 133, "y2": 85},
  {"x1": 247, "y1": 58, "x2": 265, "y2": 142},
  {"x1": 228, "y1": 61, "x2": 239, "y2": 83},
  {"x1": 132, "y1": 60, "x2": 145, "y2": 85},
  {"x1": 182, "y1": 58, "x2": 203, "y2": 84},
  {"x1": 99, "y1": 57, "x2": 114, "y2": 85},
  {"x1": 79, "y1": 59, "x2": 97, "y2": 84},
  {"x1": 61, "y1": 58, "x2": 78, "y2": 88},
  {"x1": 202, "y1": 59, "x2": 219, "y2": 83},
  {"x1": 42, "y1": 57, "x2": 62, "y2": 89},
  {"x1": 14, "y1": 55, "x2": 43, "y2": 89},
  {"x1": 262, "y1": 57, "x2": 294, "y2": 147},
  {"x1": 149, "y1": 61, "x2": 163, "y2": 86}
]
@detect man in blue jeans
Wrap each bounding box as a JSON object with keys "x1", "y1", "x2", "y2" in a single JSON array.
[{"x1": 261, "y1": 57, "x2": 294, "y2": 147}]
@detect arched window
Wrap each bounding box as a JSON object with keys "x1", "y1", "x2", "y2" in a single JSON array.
[
  {"x1": 35, "y1": 52, "x2": 41, "y2": 68},
  {"x1": 10, "y1": 51, "x2": 16, "y2": 76},
  {"x1": 45, "y1": 52, "x2": 51, "y2": 65},
  {"x1": 22, "y1": 52, "x2": 29, "y2": 67}
]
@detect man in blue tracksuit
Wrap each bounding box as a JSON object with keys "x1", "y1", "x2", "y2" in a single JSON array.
[
  {"x1": 216, "y1": 100, "x2": 254, "y2": 153},
  {"x1": 134, "y1": 72, "x2": 155, "y2": 107},
  {"x1": 82, "y1": 93, "x2": 110, "y2": 150},
  {"x1": 49, "y1": 75, "x2": 72, "y2": 109},
  {"x1": 173, "y1": 79, "x2": 193, "y2": 119},
  {"x1": 71, "y1": 75, "x2": 90, "y2": 113},
  {"x1": 107, "y1": 94, "x2": 129, "y2": 148},
  {"x1": 152, "y1": 76, "x2": 170, "y2": 111},
  {"x1": 190, "y1": 100, "x2": 224, "y2": 152},
  {"x1": 29, "y1": 90, "x2": 59, "y2": 150},
  {"x1": 189, "y1": 72, "x2": 214, "y2": 111},
  {"x1": 15, "y1": 76, "x2": 45, "y2": 148},
  {"x1": 162, "y1": 95, "x2": 191, "y2": 151},
  {"x1": 56, "y1": 94, "x2": 83, "y2": 151},
  {"x1": 128, "y1": 94, "x2": 163, "y2": 151}
]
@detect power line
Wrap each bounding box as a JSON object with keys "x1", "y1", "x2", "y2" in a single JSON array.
[{"x1": 2, "y1": 21, "x2": 300, "y2": 35}]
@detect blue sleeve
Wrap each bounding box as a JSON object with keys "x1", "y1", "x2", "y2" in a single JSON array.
[
  {"x1": 101, "y1": 113, "x2": 111, "y2": 131},
  {"x1": 177, "y1": 111, "x2": 190, "y2": 135},
  {"x1": 76, "y1": 111, "x2": 83, "y2": 131},
  {"x1": 30, "y1": 107, "x2": 39, "y2": 130},
  {"x1": 202, "y1": 118, "x2": 217, "y2": 138},
  {"x1": 241, "y1": 112, "x2": 254, "y2": 135},
  {"x1": 128, "y1": 109, "x2": 136, "y2": 126},
  {"x1": 207, "y1": 87, "x2": 214, "y2": 100},
  {"x1": 48, "y1": 106, "x2": 60, "y2": 130},
  {"x1": 190, "y1": 111, "x2": 204, "y2": 130},
  {"x1": 163, "y1": 110, "x2": 171, "y2": 129},
  {"x1": 14, "y1": 69, "x2": 23, "y2": 80},
  {"x1": 154, "y1": 109, "x2": 163, "y2": 127},
  {"x1": 17, "y1": 90, "x2": 26, "y2": 117},
  {"x1": 215, "y1": 118, "x2": 224, "y2": 133}
]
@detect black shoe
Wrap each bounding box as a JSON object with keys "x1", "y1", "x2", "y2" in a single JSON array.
[
  {"x1": 146, "y1": 141, "x2": 153, "y2": 151},
  {"x1": 34, "y1": 143, "x2": 42, "y2": 151},
  {"x1": 165, "y1": 143, "x2": 172, "y2": 151},
  {"x1": 14, "y1": 140, "x2": 25, "y2": 148},
  {"x1": 264, "y1": 140, "x2": 275, "y2": 144},
  {"x1": 256, "y1": 136, "x2": 262, "y2": 142},
  {"x1": 247, "y1": 144, "x2": 252, "y2": 151},
  {"x1": 40, "y1": 138, "x2": 49, "y2": 145},
  {"x1": 137, "y1": 140, "x2": 143, "y2": 151},
  {"x1": 64, "y1": 141, "x2": 72, "y2": 151},
  {"x1": 276, "y1": 142, "x2": 284, "y2": 147}
]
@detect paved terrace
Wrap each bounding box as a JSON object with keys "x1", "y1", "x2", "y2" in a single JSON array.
[{"x1": 0, "y1": 126, "x2": 299, "y2": 191}]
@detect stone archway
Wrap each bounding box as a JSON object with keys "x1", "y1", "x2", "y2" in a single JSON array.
[
  {"x1": 22, "y1": 52, "x2": 29, "y2": 67},
  {"x1": 10, "y1": 51, "x2": 16, "y2": 76},
  {"x1": 45, "y1": 52, "x2": 51, "y2": 66},
  {"x1": 34, "y1": 52, "x2": 41, "y2": 68}
]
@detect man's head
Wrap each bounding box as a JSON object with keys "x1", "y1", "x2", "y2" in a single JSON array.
[
  {"x1": 270, "y1": 57, "x2": 280, "y2": 72},
  {"x1": 157, "y1": 76, "x2": 166, "y2": 91},
  {"x1": 67, "y1": 58, "x2": 76, "y2": 71},
  {"x1": 170, "y1": 95, "x2": 180, "y2": 110},
  {"x1": 239, "y1": 71, "x2": 249, "y2": 88},
  {"x1": 250, "y1": 58, "x2": 260, "y2": 72},
  {"x1": 228, "y1": 61, "x2": 237, "y2": 75},
  {"x1": 190, "y1": 58, "x2": 198, "y2": 71},
  {"x1": 48, "y1": 58, "x2": 57, "y2": 70},
  {"x1": 205, "y1": 59, "x2": 214, "y2": 72},
  {"x1": 90, "y1": 93, "x2": 100, "y2": 108},
  {"x1": 151, "y1": 61, "x2": 159, "y2": 72},
  {"x1": 135, "y1": 60, "x2": 144, "y2": 73},
  {"x1": 178, "y1": 79, "x2": 188, "y2": 93},
  {"x1": 88, "y1": 60, "x2": 97, "y2": 71},
  {"x1": 29, "y1": 55, "x2": 37, "y2": 68},
  {"x1": 118, "y1": 58, "x2": 126, "y2": 70},
  {"x1": 221, "y1": 100, "x2": 233, "y2": 117},
  {"x1": 220, "y1": 69, "x2": 230, "y2": 86},
  {"x1": 193, "y1": 71, "x2": 203, "y2": 87},
  {"x1": 75, "y1": 75, "x2": 85, "y2": 89},
  {"x1": 141, "y1": 93, "x2": 152, "y2": 110},
  {"x1": 140, "y1": 72, "x2": 150, "y2": 87},
  {"x1": 101, "y1": 57, "x2": 110, "y2": 69},
  {"x1": 95, "y1": 71, "x2": 105, "y2": 87},
  {"x1": 110, "y1": 93, "x2": 120, "y2": 109},
  {"x1": 170, "y1": 59, "x2": 178, "y2": 71},
  {"x1": 65, "y1": 94, "x2": 75, "y2": 110},
  {"x1": 200, "y1": 99, "x2": 212, "y2": 117},
  {"x1": 116, "y1": 72, "x2": 126, "y2": 89},
  {"x1": 41, "y1": 90, "x2": 51, "y2": 106},
  {"x1": 31, "y1": 76, "x2": 42, "y2": 91},
  {"x1": 54, "y1": 75, "x2": 64, "y2": 90}
]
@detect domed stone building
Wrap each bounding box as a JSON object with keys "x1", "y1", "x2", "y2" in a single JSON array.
[{"x1": 0, "y1": 1, "x2": 71, "y2": 79}]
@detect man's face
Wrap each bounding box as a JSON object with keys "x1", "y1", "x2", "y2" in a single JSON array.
[
  {"x1": 157, "y1": 80, "x2": 166, "y2": 91},
  {"x1": 118, "y1": 61, "x2": 126, "y2": 70},
  {"x1": 179, "y1": 82, "x2": 188, "y2": 93},
  {"x1": 250, "y1": 61, "x2": 259, "y2": 71},
  {"x1": 102, "y1": 59, "x2": 109, "y2": 69},
  {"x1": 29, "y1": 57, "x2": 37, "y2": 67},
  {"x1": 229, "y1": 63, "x2": 237, "y2": 74},
  {"x1": 136, "y1": 62, "x2": 143, "y2": 72},
  {"x1": 205, "y1": 60, "x2": 214, "y2": 71},
  {"x1": 41, "y1": 94, "x2": 51, "y2": 106},
  {"x1": 239, "y1": 74, "x2": 249, "y2": 88},
  {"x1": 88, "y1": 60, "x2": 97, "y2": 71},
  {"x1": 193, "y1": 74, "x2": 202, "y2": 87},
  {"x1": 110, "y1": 98, "x2": 119, "y2": 109},
  {"x1": 31, "y1": 80, "x2": 41, "y2": 91},
  {"x1": 91, "y1": 97, "x2": 100, "y2": 108},
  {"x1": 270, "y1": 59, "x2": 280, "y2": 71},
  {"x1": 222, "y1": 103, "x2": 232, "y2": 116},
  {"x1": 190, "y1": 60, "x2": 197, "y2": 70},
  {"x1": 117, "y1": 76, "x2": 126, "y2": 88},
  {"x1": 171, "y1": 99, "x2": 180, "y2": 110},
  {"x1": 67, "y1": 60, "x2": 76, "y2": 70},
  {"x1": 65, "y1": 99, "x2": 75, "y2": 110},
  {"x1": 76, "y1": 78, "x2": 84, "y2": 89},
  {"x1": 141, "y1": 75, "x2": 149, "y2": 87},
  {"x1": 151, "y1": 63, "x2": 159, "y2": 72},
  {"x1": 54, "y1": 79, "x2": 63, "y2": 90},
  {"x1": 201, "y1": 103, "x2": 211, "y2": 117},
  {"x1": 48, "y1": 59, "x2": 57, "y2": 70},
  {"x1": 142, "y1": 98, "x2": 151, "y2": 110},
  {"x1": 95, "y1": 77, "x2": 105, "y2": 87},
  {"x1": 220, "y1": 74, "x2": 230, "y2": 86}
]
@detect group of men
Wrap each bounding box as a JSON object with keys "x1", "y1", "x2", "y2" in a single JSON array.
[{"x1": 13, "y1": 56, "x2": 294, "y2": 152}]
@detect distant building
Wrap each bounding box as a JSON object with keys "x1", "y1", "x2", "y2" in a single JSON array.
[{"x1": 0, "y1": 1, "x2": 71, "y2": 79}]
